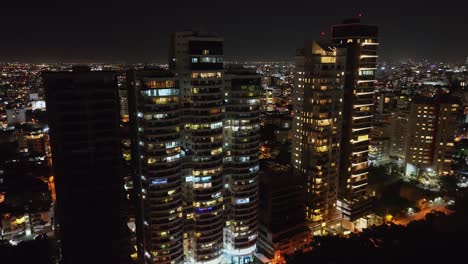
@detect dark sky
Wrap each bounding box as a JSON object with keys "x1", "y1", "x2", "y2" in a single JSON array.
[{"x1": 1, "y1": 0, "x2": 467, "y2": 63}]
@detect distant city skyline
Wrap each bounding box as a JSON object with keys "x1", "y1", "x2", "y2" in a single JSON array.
[{"x1": 1, "y1": 0, "x2": 467, "y2": 63}]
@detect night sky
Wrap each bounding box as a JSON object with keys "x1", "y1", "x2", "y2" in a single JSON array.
[{"x1": 1, "y1": 0, "x2": 467, "y2": 63}]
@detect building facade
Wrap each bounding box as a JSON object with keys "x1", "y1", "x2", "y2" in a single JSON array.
[
  {"x1": 170, "y1": 31, "x2": 225, "y2": 264},
  {"x1": 125, "y1": 32, "x2": 260, "y2": 264},
  {"x1": 43, "y1": 66, "x2": 130, "y2": 264},
  {"x1": 405, "y1": 95, "x2": 459, "y2": 177},
  {"x1": 331, "y1": 18, "x2": 379, "y2": 221},
  {"x1": 223, "y1": 66, "x2": 261, "y2": 263},
  {"x1": 390, "y1": 108, "x2": 410, "y2": 160},
  {"x1": 292, "y1": 41, "x2": 344, "y2": 227},
  {"x1": 127, "y1": 69, "x2": 184, "y2": 264},
  {"x1": 257, "y1": 161, "x2": 310, "y2": 264}
]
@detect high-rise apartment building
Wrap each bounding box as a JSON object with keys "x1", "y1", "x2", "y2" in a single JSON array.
[
  {"x1": 369, "y1": 121, "x2": 390, "y2": 163},
  {"x1": 223, "y1": 66, "x2": 261, "y2": 263},
  {"x1": 405, "y1": 94, "x2": 459, "y2": 177},
  {"x1": 170, "y1": 31, "x2": 225, "y2": 264},
  {"x1": 118, "y1": 74, "x2": 130, "y2": 123},
  {"x1": 43, "y1": 66, "x2": 130, "y2": 264},
  {"x1": 389, "y1": 94, "x2": 411, "y2": 159},
  {"x1": 126, "y1": 32, "x2": 259, "y2": 264},
  {"x1": 127, "y1": 69, "x2": 183, "y2": 264},
  {"x1": 292, "y1": 41, "x2": 344, "y2": 227},
  {"x1": 331, "y1": 18, "x2": 379, "y2": 221}
]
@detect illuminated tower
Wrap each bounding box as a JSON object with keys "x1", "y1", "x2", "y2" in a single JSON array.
[
  {"x1": 223, "y1": 66, "x2": 261, "y2": 263},
  {"x1": 127, "y1": 69, "x2": 183, "y2": 264},
  {"x1": 405, "y1": 94, "x2": 459, "y2": 178},
  {"x1": 292, "y1": 41, "x2": 344, "y2": 230},
  {"x1": 331, "y1": 18, "x2": 379, "y2": 221},
  {"x1": 170, "y1": 31, "x2": 225, "y2": 264}
]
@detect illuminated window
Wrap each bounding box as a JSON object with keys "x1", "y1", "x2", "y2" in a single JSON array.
[
  {"x1": 357, "y1": 135, "x2": 369, "y2": 141},
  {"x1": 194, "y1": 183, "x2": 212, "y2": 189},
  {"x1": 211, "y1": 147, "x2": 222, "y2": 156},
  {"x1": 321, "y1": 57, "x2": 336, "y2": 63},
  {"x1": 191, "y1": 72, "x2": 222, "y2": 79},
  {"x1": 146, "y1": 80, "x2": 175, "y2": 88},
  {"x1": 210, "y1": 122, "x2": 223, "y2": 129},
  {"x1": 200, "y1": 57, "x2": 220, "y2": 63},
  {"x1": 316, "y1": 146, "x2": 328, "y2": 152},
  {"x1": 236, "y1": 198, "x2": 250, "y2": 204},
  {"x1": 151, "y1": 178, "x2": 167, "y2": 185},
  {"x1": 152, "y1": 97, "x2": 179, "y2": 105},
  {"x1": 359, "y1": 70, "x2": 374, "y2": 76},
  {"x1": 166, "y1": 154, "x2": 180, "y2": 162},
  {"x1": 210, "y1": 109, "x2": 220, "y2": 114}
]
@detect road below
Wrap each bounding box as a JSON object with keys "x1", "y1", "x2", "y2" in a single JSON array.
[{"x1": 393, "y1": 204, "x2": 454, "y2": 226}]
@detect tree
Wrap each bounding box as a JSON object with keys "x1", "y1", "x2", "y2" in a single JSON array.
[{"x1": 286, "y1": 193, "x2": 468, "y2": 263}]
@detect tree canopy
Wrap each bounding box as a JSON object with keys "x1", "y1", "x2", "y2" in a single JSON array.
[{"x1": 287, "y1": 193, "x2": 468, "y2": 263}]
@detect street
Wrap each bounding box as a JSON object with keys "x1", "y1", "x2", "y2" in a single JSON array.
[{"x1": 393, "y1": 204, "x2": 454, "y2": 226}]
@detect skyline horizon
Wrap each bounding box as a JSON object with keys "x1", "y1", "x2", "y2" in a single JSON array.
[
  {"x1": 2, "y1": 0, "x2": 468, "y2": 64},
  {"x1": 1, "y1": 56, "x2": 467, "y2": 65}
]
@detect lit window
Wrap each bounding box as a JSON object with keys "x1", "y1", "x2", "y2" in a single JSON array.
[
  {"x1": 321, "y1": 57, "x2": 336, "y2": 63},
  {"x1": 359, "y1": 70, "x2": 374, "y2": 76}
]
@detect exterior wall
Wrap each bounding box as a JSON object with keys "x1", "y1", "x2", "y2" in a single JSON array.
[
  {"x1": 43, "y1": 69, "x2": 129, "y2": 264},
  {"x1": 332, "y1": 20, "x2": 379, "y2": 221},
  {"x1": 434, "y1": 102, "x2": 458, "y2": 175},
  {"x1": 257, "y1": 162, "x2": 307, "y2": 264},
  {"x1": 406, "y1": 102, "x2": 436, "y2": 173},
  {"x1": 128, "y1": 70, "x2": 184, "y2": 264},
  {"x1": 405, "y1": 97, "x2": 459, "y2": 177},
  {"x1": 223, "y1": 68, "x2": 261, "y2": 263},
  {"x1": 390, "y1": 109, "x2": 409, "y2": 159},
  {"x1": 170, "y1": 31, "x2": 225, "y2": 264},
  {"x1": 257, "y1": 224, "x2": 311, "y2": 264},
  {"x1": 292, "y1": 41, "x2": 344, "y2": 225}
]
